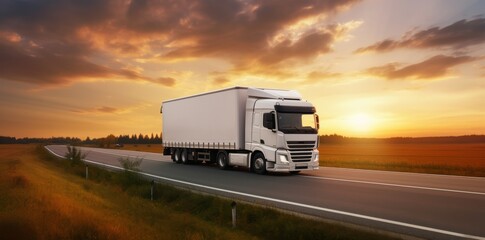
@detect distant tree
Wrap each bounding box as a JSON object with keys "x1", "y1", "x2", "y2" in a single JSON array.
[
  {"x1": 0, "y1": 136, "x2": 16, "y2": 144},
  {"x1": 105, "y1": 134, "x2": 117, "y2": 148}
]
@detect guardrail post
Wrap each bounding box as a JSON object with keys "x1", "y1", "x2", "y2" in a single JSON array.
[
  {"x1": 231, "y1": 201, "x2": 237, "y2": 228},
  {"x1": 85, "y1": 164, "x2": 89, "y2": 180}
]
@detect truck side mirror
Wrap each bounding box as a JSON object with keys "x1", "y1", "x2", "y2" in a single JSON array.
[
  {"x1": 263, "y1": 112, "x2": 276, "y2": 131},
  {"x1": 315, "y1": 114, "x2": 320, "y2": 130}
]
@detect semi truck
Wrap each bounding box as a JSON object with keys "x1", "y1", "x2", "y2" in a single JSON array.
[{"x1": 160, "y1": 86, "x2": 320, "y2": 174}]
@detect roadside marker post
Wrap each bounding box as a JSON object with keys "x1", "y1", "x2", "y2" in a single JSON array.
[
  {"x1": 85, "y1": 164, "x2": 89, "y2": 180},
  {"x1": 151, "y1": 180, "x2": 155, "y2": 201},
  {"x1": 231, "y1": 201, "x2": 237, "y2": 228}
]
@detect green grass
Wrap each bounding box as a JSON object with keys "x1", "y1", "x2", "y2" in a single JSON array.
[{"x1": 1, "y1": 144, "x2": 398, "y2": 240}]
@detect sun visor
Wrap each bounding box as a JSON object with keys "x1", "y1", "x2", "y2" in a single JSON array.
[{"x1": 275, "y1": 105, "x2": 315, "y2": 113}]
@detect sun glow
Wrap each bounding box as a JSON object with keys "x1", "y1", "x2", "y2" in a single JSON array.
[{"x1": 347, "y1": 113, "x2": 373, "y2": 132}]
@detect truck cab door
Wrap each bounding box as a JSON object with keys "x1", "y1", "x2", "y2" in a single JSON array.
[
  {"x1": 251, "y1": 112, "x2": 261, "y2": 145},
  {"x1": 260, "y1": 111, "x2": 277, "y2": 160}
]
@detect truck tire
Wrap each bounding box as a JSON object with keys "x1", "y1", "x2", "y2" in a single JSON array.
[
  {"x1": 217, "y1": 151, "x2": 229, "y2": 170},
  {"x1": 181, "y1": 149, "x2": 189, "y2": 164},
  {"x1": 252, "y1": 152, "x2": 266, "y2": 174},
  {"x1": 290, "y1": 171, "x2": 300, "y2": 175},
  {"x1": 171, "y1": 150, "x2": 176, "y2": 162},
  {"x1": 174, "y1": 149, "x2": 182, "y2": 164}
]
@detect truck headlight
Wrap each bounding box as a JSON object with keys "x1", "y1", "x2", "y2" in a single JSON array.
[
  {"x1": 279, "y1": 154, "x2": 289, "y2": 164},
  {"x1": 313, "y1": 154, "x2": 319, "y2": 162}
]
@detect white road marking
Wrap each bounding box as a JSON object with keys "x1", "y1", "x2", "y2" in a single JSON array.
[
  {"x1": 320, "y1": 166, "x2": 485, "y2": 180},
  {"x1": 71, "y1": 146, "x2": 170, "y2": 162},
  {"x1": 302, "y1": 175, "x2": 485, "y2": 196},
  {"x1": 45, "y1": 146, "x2": 485, "y2": 240}
]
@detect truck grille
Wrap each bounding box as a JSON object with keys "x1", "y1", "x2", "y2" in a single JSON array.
[{"x1": 287, "y1": 141, "x2": 315, "y2": 162}]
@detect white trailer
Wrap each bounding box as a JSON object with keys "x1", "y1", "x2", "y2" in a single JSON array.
[{"x1": 161, "y1": 87, "x2": 320, "y2": 174}]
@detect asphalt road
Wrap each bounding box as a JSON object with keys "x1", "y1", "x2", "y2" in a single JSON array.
[{"x1": 45, "y1": 145, "x2": 485, "y2": 240}]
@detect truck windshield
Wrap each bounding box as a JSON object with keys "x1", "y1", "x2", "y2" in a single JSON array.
[{"x1": 277, "y1": 113, "x2": 317, "y2": 134}]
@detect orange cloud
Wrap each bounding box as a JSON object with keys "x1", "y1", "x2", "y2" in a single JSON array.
[
  {"x1": 212, "y1": 77, "x2": 230, "y2": 85},
  {"x1": 71, "y1": 106, "x2": 126, "y2": 114},
  {"x1": 365, "y1": 55, "x2": 479, "y2": 80},
  {"x1": 153, "y1": 0, "x2": 359, "y2": 68},
  {"x1": 355, "y1": 18, "x2": 485, "y2": 53},
  {"x1": 0, "y1": 0, "x2": 359, "y2": 86},
  {"x1": 152, "y1": 77, "x2": 176, "y2": 87}
]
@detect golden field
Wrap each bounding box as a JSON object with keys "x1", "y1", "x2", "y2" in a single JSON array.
[{"x1": 319, "y1": 143, "x2": 485, "y2": 176}]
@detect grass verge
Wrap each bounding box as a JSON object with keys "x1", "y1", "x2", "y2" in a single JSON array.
[{"x1": 0, "y1": 144, "x2": 397, "y2": 240}]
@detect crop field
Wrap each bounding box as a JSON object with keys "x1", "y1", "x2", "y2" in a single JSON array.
[{"x1": 319, "y1": 143, "x2": 485, "y2": 176}]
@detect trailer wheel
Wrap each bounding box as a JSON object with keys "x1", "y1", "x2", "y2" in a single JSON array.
[
  {"x1": 217, "y1": 151, "x2": 229, "y2": 170},
  {"x1": 181, "y1": 149, "x2": 189, "y2": 164},
  {"x1": 252, "y1": 152, "x2": 266, "y2": 175},
  {"x1": 171, "y1": 150, "x2": 176, "y2": 162},
  {"x1": 174, "y1": 149, "x2": 182, "y2": 163}
]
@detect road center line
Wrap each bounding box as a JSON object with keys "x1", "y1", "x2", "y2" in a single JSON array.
[
  {"x1": 45, "y1": 146, "x2": 485, "y2": 240},
  {"x1": 301, "y1": 175, "x2": 485, "y2": 196}
]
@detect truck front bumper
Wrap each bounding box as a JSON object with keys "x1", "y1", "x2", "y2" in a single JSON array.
[{"x1": 267, "y1": 149, "x2": 319, "y2": 172}]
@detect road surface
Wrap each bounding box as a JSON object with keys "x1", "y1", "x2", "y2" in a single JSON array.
[{"x1": 45, "y1": 145, "x2": 485, "y2": 240}]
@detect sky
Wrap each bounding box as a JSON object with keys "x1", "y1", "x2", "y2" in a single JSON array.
[{"x1": 0, "y1": 0, "x2": 484, "y2": 138}]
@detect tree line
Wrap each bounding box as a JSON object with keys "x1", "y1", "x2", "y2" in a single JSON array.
[
  {"x1": 0, "y1": 133, "x2": 163, "y2": 146},
  {"x1": 319, "y1": 134, "x2": 485, "y2": 144},
  {"x1": 2, "y1": 134, "x2": 484, "y2": 145}
]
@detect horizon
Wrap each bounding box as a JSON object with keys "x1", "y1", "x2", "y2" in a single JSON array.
[
  {"x1": 3, "y1": 133, "x2": 485, "y2": 141},
  {"x1": 1, "y1": 0, "x2": 484, "y2": 138}
]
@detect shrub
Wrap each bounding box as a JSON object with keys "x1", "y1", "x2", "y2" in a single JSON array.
[
  {"x1": 118, "y1": 157, "x2": 143, "y2": 188},
  {"x1": 65, "y1": 146, "x2": 86, "y2": 165}
]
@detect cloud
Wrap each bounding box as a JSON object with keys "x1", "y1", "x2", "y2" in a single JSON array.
[
  {"x1": 0, "y1": 39, "x2": 177, "y2": 87},
  {"x1": 0, "y1": 40, "x2": 124, "y2": 85},
  {"x1": 152, "y1": 77, "x2": 176, "y2": 87},
  {"x1": 71, "y1": 106, "x2": 126, "y2": 114},
  {"x1": 96, "y1": 106, "x2": 119, "y2": 113},
  {"x1": 212, "y1": 77, "x2": 230, "y2": 85},
  {"x1": 355, "y1": 18, "x2": 485, "y2": 53},
  {"x1": 72, "y1": 103, "x2": 151, "y2": 115},
  {"x1": 365, "y1": 55, "x2": 479, "y2": 80},
  {"x1": 0, "y1": 0, "x2": 360, "y2": 86},
  {"x1": 306, "y1": 70, "x2": 341, "y2": 83}
]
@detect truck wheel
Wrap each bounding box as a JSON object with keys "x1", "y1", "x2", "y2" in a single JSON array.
[
  {"x1": 174, "y1": 149, "x2": 182, "y2": 164},
  {"x1": 181, "y1": 149, "x2": 189, "y2": 164},
  {"x1": 290, "y1": 171, "x2": 300, "y2": 175},
  {"x1": 252, "y1": 152, "x2": 266, "y2": 175},
  {"x1": 217, "y1": 151, "x2": 229, "y2": 170},
  {"x1": 171, "y1": 150, "x2": 176, "y2": 162}
]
